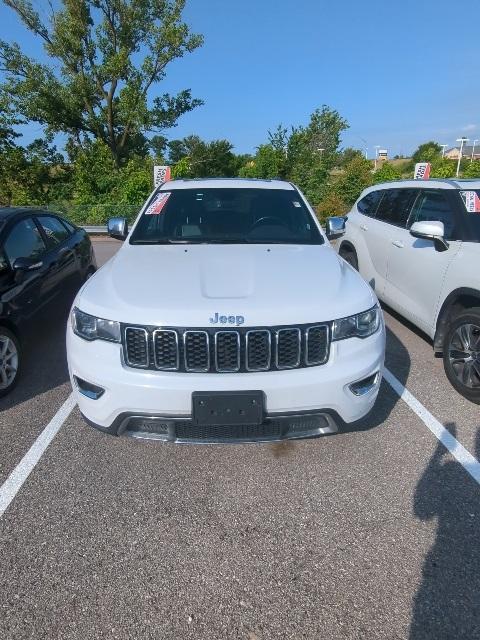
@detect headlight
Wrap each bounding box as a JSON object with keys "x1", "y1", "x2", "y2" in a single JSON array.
[
  {"x1": 332, "y1": 305, "x2": 381, "y2": 341},
  {"x1": 71, "y1": 307, "x2": 120, "y2": 342}
]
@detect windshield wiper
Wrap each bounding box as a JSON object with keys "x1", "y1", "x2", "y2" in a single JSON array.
[{"x1": 165, "y1": 238, "x2": 251, "y2": 244}]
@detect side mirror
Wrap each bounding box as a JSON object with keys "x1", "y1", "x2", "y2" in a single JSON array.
[
  {"x1": 12, "y1": 256, "x2": 43, "y2": 283},
  {"x1": 410, "y1": 220, "x2": 449, "y2": 252},
  {"x1": 326, "y1": 216, "x2": 346, "y2": 240},
  {"x1": 107, "y1": 217, "x2": 128, "y2": 241}
]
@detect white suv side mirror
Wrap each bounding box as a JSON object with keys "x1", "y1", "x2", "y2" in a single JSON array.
[{"x1": 410, "y1": 220, "x2": 449, "y2": 252}]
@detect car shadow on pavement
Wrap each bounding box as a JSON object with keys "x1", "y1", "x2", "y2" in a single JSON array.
[
  {"x1": 340, "y1": 325, "x2": 410, "y2": 434},
  {"x1": 0, "y1": 311, "x2": 70, "y2": 410},
  {"x1": 410, "y1": 424, "x2": 480, "y2": 639}
]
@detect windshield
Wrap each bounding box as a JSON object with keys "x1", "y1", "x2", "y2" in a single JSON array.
[{"x1": 129, "y1": 187, "x2": 323, "y2": 245}]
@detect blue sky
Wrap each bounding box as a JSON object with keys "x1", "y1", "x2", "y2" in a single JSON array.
[{"x1": 0, "y1": 0, "x2": 479, "y2": 157}]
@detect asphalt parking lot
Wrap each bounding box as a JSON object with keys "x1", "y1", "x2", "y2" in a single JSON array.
[{"x1": 1, "y1": 239, "x2": 479, "y2": 640}]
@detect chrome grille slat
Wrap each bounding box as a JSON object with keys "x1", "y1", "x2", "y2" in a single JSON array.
[
  {"x1": 122, "y1": 323, "x2": 329, "y2": 372},
  {"x1": 215, "y1": 331, "x2": 240, "y2": 372}
]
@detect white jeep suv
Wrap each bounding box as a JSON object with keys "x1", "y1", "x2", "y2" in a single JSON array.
[
  {"x1": 337, "y1": 178, "x2": 480, "y2": 403},
  {"x1": 67, "y1": 179, "x2": 385, "y2": 443}
]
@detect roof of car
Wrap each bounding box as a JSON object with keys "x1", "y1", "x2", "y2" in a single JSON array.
[
  {"x1": 0, "y1": 206, "x2": 51, "y2": 219},
  {"x1": 160, "y1": 178, "x2": 295, "y2": 190},
  {"x1": 366, "y1": 178, "x2": 480, "y2": 191}
]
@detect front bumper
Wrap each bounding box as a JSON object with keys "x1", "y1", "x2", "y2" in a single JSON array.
[
  {"x1": 67, "y1": 324, "x2": 385, "y2": 442},
  {"x1": 81, "y1": 409, "x2": 340, "y2": 443}
]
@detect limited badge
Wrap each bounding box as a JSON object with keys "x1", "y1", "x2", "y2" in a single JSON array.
[{"x1": 145, "y1": 192, "x2": 171, "y2": 215}]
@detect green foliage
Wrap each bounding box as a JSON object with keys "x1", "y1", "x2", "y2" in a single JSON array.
[
  {"x1": 334, "y1": 156, "x2": 373, "y2": 206},
  {"x1": 412, "y1": 141, "x2": 442, "y2": 163},
  {"x1": 238, "y1": 144, "x2": 287, "y2": 179},
  {"x1": 338, "y1": 147, "x2": 364, "y2": 167},
  {"x1": 373, "y1": 161, "x2": 401, "y2": 184},
  {"x1": 167, "y1": 135, "x2": 238, "y2": 177},
  {"x1": 461, "y1": 160, "x2": 480, "y2": 178},
  {"x1": 1, "y1": 0, "x2": 203, "y2": 166},
  {"x1": 0, "y1": 136, "x2": 72, "y2": 205},
  {"x1": 72, "y1": 139, "x2": 154, "y2": 209},
  {"x1": 429, "y1": 158, "x2": 456, "y2": 178},
  {"x1": 315, "y1": 190, "x2": 349, "y2": 224}
]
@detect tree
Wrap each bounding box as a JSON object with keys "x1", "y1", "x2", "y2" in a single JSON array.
[
  {"x1": 338, "y1": 147, "x2": 364, "y2": 167},
  {"x1": 0, "y1": 93, "x2": 22, "y2": 151},
  {"x1": 373, "y1": 161, "x2": 401, "y2": 184},
  {"x1": 149, "y1": 134, "x2": 168, "y2": 160},
  {"x1": 167, "y1": 135, "x2": 239, "y2": 177},
  {"x1": 287, "y1": 106, "x2": 349, "y2": 205},
  {"x1": 412, "y1": 141, "x2": 442, "y2": 163},
  {"x1": 335, "y1": 156, "x2": 373, "y2": 206},
  {"x1": 461, "y1": 160, "x2": 480, "y2": 178},
  {"x1": 429, "y1": 158, "x2": 456, "y2": 178},
  {"x1": 1, "y1": 0, "x2": 203, "y2": 166},
  {"x1": 238, "y1": 143, "x2": 287, "y2": 179}
]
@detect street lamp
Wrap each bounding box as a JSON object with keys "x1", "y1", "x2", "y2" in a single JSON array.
[
  {"x1": 374, "y1": 145, "x2": 381, "y2": 171},
  {"x1": 471, "y1": 139, "x2": 479, "y2": 162},
  {"x1": 317, "y1": 147, "x2": 325, "y2": 157},
  {"x1": 455, "y1": 137, "x2": 469, "y2": 177},
  {"x1": 440, "y1": 144, "x2": 448, "y2": 158}
]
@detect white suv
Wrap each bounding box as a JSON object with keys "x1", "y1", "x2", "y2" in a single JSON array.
[
  {"x1": 67, "y1": 179, "x2": 385, "y2": 443},
  {"x1": 336, "y1": 178, "x2": 480, "y2": 403}
]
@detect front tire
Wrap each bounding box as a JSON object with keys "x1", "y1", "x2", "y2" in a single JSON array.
[
  {"x1": 443, "y1": 307, "x2": 480, "y2": 404},
  {"x1": 0, "y1": 327, "x2": 21, "y2": 397}
]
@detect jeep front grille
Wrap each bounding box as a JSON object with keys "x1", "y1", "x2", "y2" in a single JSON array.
[{"x1": 122, "y1": 323, "x2": 329, "y2": 373}]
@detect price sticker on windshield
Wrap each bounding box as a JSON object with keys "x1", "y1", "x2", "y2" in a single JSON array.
[
  {"x1": 460, "y1": 190, "x2": 480, "y2": 213},
  {"x1": 145, "y1": 192, "x2": 171, "y2": 215}
]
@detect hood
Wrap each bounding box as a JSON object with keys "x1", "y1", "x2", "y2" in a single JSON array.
[{"x1": 77, "y1": 243, "x2": 377, "y2": 327}]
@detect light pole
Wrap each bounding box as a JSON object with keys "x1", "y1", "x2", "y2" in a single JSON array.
[
  {"x1": 374, "y1": 145, "x2": 381, "y2": 170},
  {"x1": 358, "y1": 136, "x2": 368, "y2": 159},
  {"x1": 471, "y1": 139, "x2": 479, "y2": 162},
  {"x1": 440, "y1": 144, "x2": 448, "y2": 158},
  {"x1": 456, "y1": 137, "x2": 469, "y2": 177},
  {"x1": 317, "y1": 147, "x2": 325, "y2": 158}
]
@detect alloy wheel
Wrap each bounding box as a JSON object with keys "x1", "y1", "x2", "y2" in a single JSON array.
[
  {"x1": 0, "y1": 333, "x2": 18, "y2": 390},
  {"x1": 448, "y1": 322, "x2": 480, "y2": 389}
]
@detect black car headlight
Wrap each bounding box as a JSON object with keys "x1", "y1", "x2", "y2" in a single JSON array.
[
  {"x1": 71, "y1": 307, "x2": 120, "y2": 342},
  {"x1": 332, "y1": 305, "x2": 381, "y2": 341}
]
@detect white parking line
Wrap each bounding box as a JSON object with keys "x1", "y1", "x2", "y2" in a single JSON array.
[
  {"x1": 0, "y1": 393, "x2": 76, "y2": 518},
  {"x1": 383, "y1": 367, "x2": 480, "y2": 486}
]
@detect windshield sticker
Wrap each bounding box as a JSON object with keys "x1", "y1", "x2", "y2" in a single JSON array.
[
  {"x1": 293, "y1": 200, "x2": 302, "y2": 207},
  {"x1": 145, "y1": 192, "x2": 171, "y2": 215},
  {"x1": 460, "y1": 190, "x2": 480, "y2": 213}
]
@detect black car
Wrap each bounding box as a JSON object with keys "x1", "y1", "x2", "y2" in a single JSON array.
[{"x1": 0, "y1": 208, "x2": 96, "y2": 396}]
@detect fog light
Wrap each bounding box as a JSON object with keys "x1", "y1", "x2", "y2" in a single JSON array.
[
  {"x1": 74, "y1": 376, "x2": 105, "y2": 400},
  {"x1": 349, "y1": 372, "x2": 379, "y2": 396}
]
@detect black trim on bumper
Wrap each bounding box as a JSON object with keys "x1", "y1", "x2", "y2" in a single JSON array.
[{"x1": 80, "y1": 409, "x2": 341, "y2": 443}]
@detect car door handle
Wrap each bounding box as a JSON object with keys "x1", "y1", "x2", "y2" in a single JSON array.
[
  {"x1": 392, "y1": 240, "x2": 404, "y2": 248},
  {"x1": 360, "y1": 224, "x2": 368, "y2": 231}
]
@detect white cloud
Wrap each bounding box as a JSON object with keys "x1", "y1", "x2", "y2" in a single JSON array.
[{"x1": 462, "y1": 124, "x2": 477, "y2": 132}]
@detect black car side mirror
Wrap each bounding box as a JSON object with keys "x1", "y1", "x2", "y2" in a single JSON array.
[
  {"x1": 107, "y1": 217, "x2": 128, "y2": 241},
  {"x1": 12, "y1": 256, "x2": 43, "y2": 283}
]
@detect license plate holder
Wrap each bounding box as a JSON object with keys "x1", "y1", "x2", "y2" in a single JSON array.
[{"x1": 192, "y1": 391, "x2": 264, "y2": 426}]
